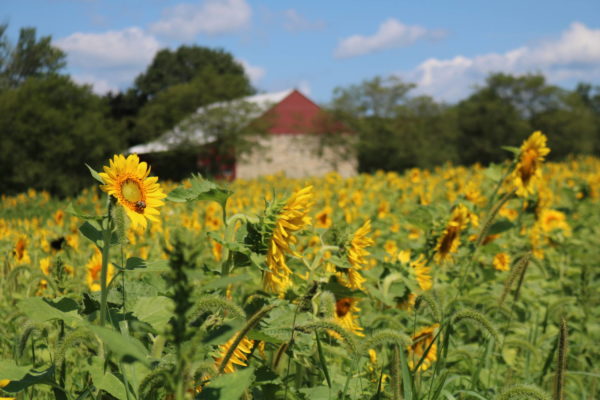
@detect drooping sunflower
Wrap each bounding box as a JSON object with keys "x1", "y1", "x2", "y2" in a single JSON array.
[
  {"x1": 86, "y1": 249, "x2": 115, "y2": 292},
  {"x1": 98, "y1": 154, "x2": 166, "y2": 230},
  {"x1": 410, "y1": 254, "x2": 432, "y2": 291},
  {"x1": 263, "y1": 186, "x2": 314, "y2": 294},
  {"x1": 511, "y1": 131, "x2": 550, "y2": 197},
  {"x1": 434, "y1": 204, "x2": 470, "y2": 263},
  {"x1": 214, "y1": 335, "x2": 255, "y2": 374},
  {"x1": 331, "y1": 297, "x2": 364, "y2": 337},
  {"x1": 407, "y1": 323, "x2": 439, "y2": 371},
  {"x1": 332, "y1": 220, "x2": 374, "y2": 291}
]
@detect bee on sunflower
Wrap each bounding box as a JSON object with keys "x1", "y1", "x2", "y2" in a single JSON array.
[
  {"x1": 511, "y1": 131, "x2": 550, "y2": 197},
  {"x1": 98, "y1": 154, "x2": 166, "y2": 230}
]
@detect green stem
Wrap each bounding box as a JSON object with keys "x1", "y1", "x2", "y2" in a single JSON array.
[{"x1": 100, "y1": 217, "x2": 112, "y2": 327}]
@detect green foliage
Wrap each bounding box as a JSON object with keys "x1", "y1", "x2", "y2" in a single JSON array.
[
  {"x1": 0, "y1": 75, "x2": 122, "y2": 196},
  {"x1": 0, "y1": 25, "x2": 66, "y2": 89}
]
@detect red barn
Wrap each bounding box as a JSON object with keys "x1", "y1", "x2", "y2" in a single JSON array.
[{"x1": 128, "y1": 89, "x2": 356, "y2": 179}]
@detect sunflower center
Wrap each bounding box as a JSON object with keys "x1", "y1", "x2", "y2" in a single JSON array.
[{"x1": 121, "y1": 179, "x2": 143, "y2": 203}]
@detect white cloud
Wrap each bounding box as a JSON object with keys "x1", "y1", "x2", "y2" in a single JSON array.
[
  {"x1": 405, "y1": 22, "x2": 600, "y2": 101},
  {"x1": 237, "y1": 58, "x2": 265, "y2": 84},
  {"x1": 297, "y1": 80, "x2": 311, "y2": 96},
  {"x1": 334, "y1": 18, "x2": 445, "y2": 59},
  {"x1": 56, "y1": 27, "x2": 160, "y2": 69},
  {"x1": 282, "y1": 9, "x2": 325, "y2": 32},
  {"x1": 151, "y1": 0, "x2": 251, "y2": 40}
]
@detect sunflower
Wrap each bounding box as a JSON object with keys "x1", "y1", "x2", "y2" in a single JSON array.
[
  {"x1": 493, "y1": 252, "x2": 511, "y2": 271},
  {"x1": 214, "y1": 335, "x2": 254, "y2": 374},
  {"x1": 407, "y1": 324, "x2": 439, "y2": 371},
  {"x1": 263, "y1": 186, "x2": 314, "y2": 294},
  {"x1": 98, "y1": 154, "x2": 166, "y2": 230},
  {"x1": 314, "y1": 206, "x2": 333, "y2": 229},
  {"x1": 337, "y1": 220, "x2": 374, "y2": 291},
  {"x1": 410, "y1": 254, "x2": 432, "y2": 291},
  {"x1": 331, "y1": 297, "x2": 364, "y2": 337},
  {"x1": 537, "y1": 208, "x2": 571, "y2": 236},
  {"x1": 511, "y1": 131, "x2": 550, "y2": 197},
  {"x1": 434, "y1": 205, "x2": 470, "y2": 263},
  {"x1": 86, "y1": 249, "x2": 115, "y2": 292}
]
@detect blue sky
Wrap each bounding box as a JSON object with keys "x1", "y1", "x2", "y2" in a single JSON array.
[{"x1": 3, "y1": 0, "x2": 600, "y2": 103}]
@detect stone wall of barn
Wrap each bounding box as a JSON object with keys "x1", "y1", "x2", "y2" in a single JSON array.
[{"x1": 236, "y1": 134, "x2": 356, "y2": 179}]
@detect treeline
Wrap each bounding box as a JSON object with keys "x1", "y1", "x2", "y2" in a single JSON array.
[
  {"x1": 1, "y1": 25, "x2": 599, "y2": 197},
  {"x1": 0, "y1": 26, "x2": 253, "y2": 196},
  {"x1": 325, "y1": 75, "x2": 600, "y2": 173}
]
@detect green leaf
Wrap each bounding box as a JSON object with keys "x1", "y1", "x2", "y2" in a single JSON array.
[
  {"x1": 167, "y1": 174, "x2": 232, "y2": 207},
  {"x1": 501, "y1": 145, "x2": 521, "y2": 155},
  {"x1": 97, "y1": 372, "x2": 129, "y2": 400},
  {"x1": 0, "y1": 360, "x2": 31, "y2": 381},
  {"x1": 79, "y1": 221, "x2": 119, "y2": 248},
  {"x1": 299, "y1": 386, "x2": 331, "y2": 400},
  {"x1": 121, "y1": 257, "x2": 169, "y2": 272},
  {"x1": 65, "y1": 202, "x2": 101, "y2": 222},
  {"x1": 483, "y1": 164, "x2": 504, "y2": 182},
  {"x1": 89, "y1": 326, "x2": 150, "y2": 365},
  {"x1": 488, "y1": 219, "x2": 514, "y2": 235},
  {"x1": 1, "y1": 366, "x2": 54, "y2": 393},
  {"x1": 246, "y1": 329, "x2": 284, "y2": 344},
  {"x1": 202, "y1": 321, "x2": 244, "y2": 346},
  {"x1": 398, "y1": 346, "x2": 413, "y2": 400},
  {"x1": 132, "y1": 296, "x2": 173, "y2": 332},
  {"x1": 202, "y1": 274, "x2": 252, "y2": 291},
  {"x1": 17, "y1": 297, "x2": 81, "y2": 324},
  {"x1": 86, "y1": 163, "x2": 105, "y2": 184},
  {"x1": 199, "y1": 367, "x2": 254, "y2": 400},
  {"x1": 403, "y1": 206, "x2": 433, "y2": 230}
]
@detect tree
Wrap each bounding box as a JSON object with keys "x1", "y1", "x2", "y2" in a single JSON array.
[
  {"x1": 0, "y1": 25, "x2": 66, "y2": 89},
  {"x1": 0, "y1": 76, "x2": 122, "y2": 196},
  {"x1": 133, "y1": 45, "x2": 252, "y2": 100},
  {"x1": 131, "y1": 67, "x2": 253, "y2": 146},
  {"x1": 327, "y1": 76, "x2": 459, "y2": 172}
]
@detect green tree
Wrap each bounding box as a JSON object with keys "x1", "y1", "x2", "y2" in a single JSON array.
[
  {"x1": 131, "y1": 66, "x2": 252, "y2": 146},
  {"x1": 0, "y1": 75, "x2": 121, "y2": 196},
  {"x1": 134, "y1": 45, "x2": 252, "y2": 100},
  {"x1": 327, "y1": 76, "x2": 459, "y2": 172},
  {"x1": 0, "y1": 25, "x2": 66, "y2": 89}
]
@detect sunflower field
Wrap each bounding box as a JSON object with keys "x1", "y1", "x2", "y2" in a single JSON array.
[{"x1": 0, "y1": 132, "x2": 599, "y2": 400}]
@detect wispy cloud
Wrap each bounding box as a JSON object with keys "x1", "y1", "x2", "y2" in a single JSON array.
[
  {"x1": 404, "y1": 22, "x2": 600, "y2": 101},
  {"x1": 282, "y1": 9, "x2": 325, "y2": 32},
  {"x1": 334, "y1": 18, "x2": 446, "y2": 59},
  {"x1": 150, "y1": 0, "x2": 252, "y2": 40}
]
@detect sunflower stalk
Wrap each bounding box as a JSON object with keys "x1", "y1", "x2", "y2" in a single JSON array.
[{"x1": 99, "y1": 199, "x2": 114, "y2": 327}]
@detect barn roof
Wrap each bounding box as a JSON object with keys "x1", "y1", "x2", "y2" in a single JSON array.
[{"x1": 128, "y1": 89, "x2": 318, "y2": 155}]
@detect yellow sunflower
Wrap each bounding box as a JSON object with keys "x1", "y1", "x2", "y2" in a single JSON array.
[
  {"x1": 214, "y1": 335, "x2": 254, "y2": 374},
  {"x1": 336, "y1": 220, "x2": 374, "y2": 291},
  {"x1": 331, "y1": 297, "x2": 364, "y2": 337},
  {"x1": 511, "y1": 131, "x2": 550, "y2": 197},
  {"x1": 263, "y1": 186, "x2": 314, "y2": 294},
  {"x1": 86, "y1": 249, "x2": 115, "y2": 292},
  {"x1": 407, "y1": 324, "x2": 439, "y2": 371},
  {"x1": 493, "y1": 252, "x2": 511, "y2": 271},
  {"x1": 434, "y1": 204, "x2": 470, "y2": 263},
  {"x1": 98, "y1": 154, "x2": 166, "y2": 230},
  {"x1": 410, "y1": 254, "x2": 432, "y2": 291}
]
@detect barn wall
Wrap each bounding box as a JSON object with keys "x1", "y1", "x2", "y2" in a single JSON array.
[{"x1": 236, "y1": 134, "x2": 356, "y2": 179}]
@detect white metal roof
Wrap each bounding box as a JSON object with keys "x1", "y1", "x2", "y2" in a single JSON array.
[{"x1": 128, "y1": 89, "x2": 294, "y2": 155}]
